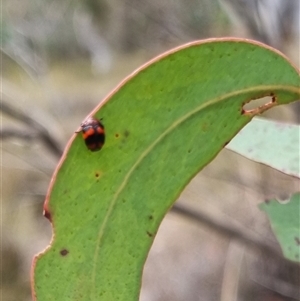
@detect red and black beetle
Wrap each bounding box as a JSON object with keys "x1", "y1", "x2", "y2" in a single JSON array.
[{"x1": 76, "y1": 117, "x2": 105, "y2": 151}]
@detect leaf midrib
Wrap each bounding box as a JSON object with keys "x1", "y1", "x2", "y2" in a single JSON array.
[{"x1": 91, "y1": 84, "x2": 299, "y2": 296}]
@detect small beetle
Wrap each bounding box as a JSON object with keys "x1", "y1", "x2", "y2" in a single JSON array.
[{"x1": 76, "y1": 117, "x2": 105, "y2": 151}]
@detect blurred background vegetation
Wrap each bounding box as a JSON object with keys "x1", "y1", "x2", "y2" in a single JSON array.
[{"x1": 1, "y1": 0, "x2": 300, "y2": 300}]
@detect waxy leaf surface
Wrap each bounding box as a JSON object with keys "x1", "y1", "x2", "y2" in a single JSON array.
[
  {"x1": 260, "y1": 193, "x2": 300, "y2": 262},
  {"x1": 227, "y1": 117, "x2": 300, "y2": 178},
  {"x1": 33, "y1": 39, "x2": 300, "y2": 301}
]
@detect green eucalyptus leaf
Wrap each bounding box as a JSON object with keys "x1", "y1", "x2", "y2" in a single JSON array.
[
  {"x1": 260, "y1": 192, "x2": 300, "y2": 262},
  {"x1": 227, "y1": 117, "x2": 300, "y2": 178},
  {"x1": 32, "y1": 38, "x2": 300, "y2": 301}
]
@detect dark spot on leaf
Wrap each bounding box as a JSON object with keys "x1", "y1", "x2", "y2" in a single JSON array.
[
  {"x1": 148, "y1": 215, "x2": 153, "y2": 220},
  {"x1": 115, "y1": 133, "x2": 119, "y2": 138},
  {"x1": 94, "y1": 171, "x2": 102, "y2": 180},
  {"x1": 60, "y1": 249, "x2": 69, "y2": 256},
  {"x1": 295, "y1": 237, "x2": 300, "y2": 245},
  {"x1": 201, "y1": 123, "x2": 208, "y2": 131},
  {"x1": 146, "y1": 231, "x2": 153, "y2": 237},
  {"x1": 124, "y1": 130, "x2": 130, "y2": 137}
]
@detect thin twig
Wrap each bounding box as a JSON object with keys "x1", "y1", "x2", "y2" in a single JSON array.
[
  {"x1": 1, "y1": 128, "x2": 37, "y2": 141},
  {"x1": 1, "y1": 97, "x2": 63, "y2": 158},
  {"x1": 172, "y1": 203, "x2": 287, "y2": 262},
  {"x1": 251, "y1": 272, "x2": 300, "y2": 300},
  {"x1": 172, "y1": 202, "x2": 300, "y2": 298}
]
